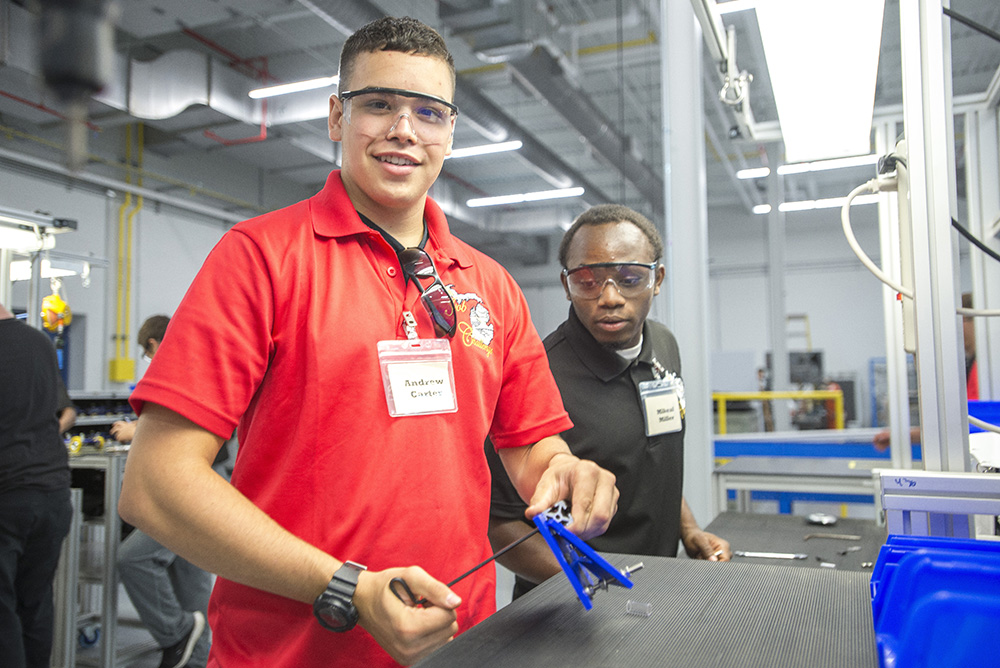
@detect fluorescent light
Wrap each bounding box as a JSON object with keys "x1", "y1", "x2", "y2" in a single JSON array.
[
  {"x1": 9, "y1": 258, "x2": 79, "y2": 281},
  {"x1": 777, "y1": 154, "x2": 880, "y2": 176},
  {"x1": 716, "y1": 0, "x2": 759, "y2": 15},
  {"x1": 467, "y1": 187, "x2": 584, "y2": 208},
  {"x1": 737, "y1": 167, "x2": 770, "y2": 180},
  {"x1": 249, "y1": 76, "x2": 339, "y2": 99},
  {"x1": 756, "y1": 0, "x2": 885, "y2": 162},
  {"x1": 752, "y1": 193, "x2": 882, "y2": 214},
  {"x1": 446, "y1": 140, "x2": 523, "y2": 159},
  {"x1": 0, "y1": 225, "x2": 53, "y2": 252}
]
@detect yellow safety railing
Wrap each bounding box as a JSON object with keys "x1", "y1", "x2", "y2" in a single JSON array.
[{"x1": 713, "y1": 390, "x2": 845, "y2": 434}]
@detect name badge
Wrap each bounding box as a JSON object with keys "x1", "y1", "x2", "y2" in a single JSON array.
[
  {"x1": 378, "y1": 339, "x2": 458, "y2": 417},
  {"x1": 638, "y1": 378, "x2": 683, "y2": 436}
]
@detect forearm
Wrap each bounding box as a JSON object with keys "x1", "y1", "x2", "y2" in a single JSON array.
[
  {"x1": 488, "y1": 517, "x2": 560, "y2": 585},
  {"x1": 496, "y1": 435, "x2": 574, "y2": 504},
  {"x1": 678, "y1": 497, "x2": 701, "y2": 540},
  {"x1": 119, "y1": 403, "x2": 338, "y2": 604},
  {"x1": 498, "y1": 435, "x2": 617, "y2": 540},
  {"x1": 58, "y1": 407, "x2": 77, "y2": 434}
]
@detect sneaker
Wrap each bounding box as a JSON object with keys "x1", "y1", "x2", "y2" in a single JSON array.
[{"x1": 158, "y1": 611, "x2": 206, "y2": 668}]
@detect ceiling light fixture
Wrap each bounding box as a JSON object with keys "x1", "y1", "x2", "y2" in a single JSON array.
[
  {"x1": 737, "y1": 167, "x2": 770, "y2": 180},
  {"x1": 467, "y1": 187, "x2": 585, "y2": 208},
  {"x1": 715, "y1": 0, "x2": 759, "y2": 15},
  {"x1": 756, "y1": 0, "x2": 885, "y2": 162},
  {"x1": 249, "y1": 76, "x2": 339, "y2": 99},
  {"x1": 752, "y1": 193, "x2": 882, "y2": 214},
  {"x1": 446, "y1": 140, "x2": 523, "y2": 160}
]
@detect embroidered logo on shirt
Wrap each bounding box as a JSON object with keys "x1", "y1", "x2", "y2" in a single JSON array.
[{"x1": 450, "y1": 289, "x2": 495, "y2": 356}]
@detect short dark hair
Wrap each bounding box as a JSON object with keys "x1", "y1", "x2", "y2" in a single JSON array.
[
  {"x1": 339, "y1": 16, "x2": 456, "y2": 96},
  {"x1": 558, "y1": 204, "x2": 663, "y2": 267},
  {"x1": 137, "y1": 315, "x2": 170, "y2": 349}
]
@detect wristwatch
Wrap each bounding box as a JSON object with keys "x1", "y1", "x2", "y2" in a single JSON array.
[{"x1": 313, "y1": 561, "x2": 367, "y2": 632}]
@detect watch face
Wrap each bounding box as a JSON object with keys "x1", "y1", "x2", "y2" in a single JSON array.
[
  {"x1": 316, "y1": 601, "x2": 350, "y2": 630},
  {"x1": 314, "y1": 562, "x2": 365, "y2": 633}
]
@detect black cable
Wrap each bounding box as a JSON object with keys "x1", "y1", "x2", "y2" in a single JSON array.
[
  {"x1": 943, "y1": 7, "x2": 1000, "y2": 45},
  {"x1": 952, "y1": 217, "x2": 1000, "y2": 264}
]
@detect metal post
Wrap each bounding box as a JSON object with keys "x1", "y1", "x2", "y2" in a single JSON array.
[
  {"x1": 0, "y1": 248, "x2": 11, "y2": 307},
  {"x1": 659, "y1": 0, "x2": 713, "y2": 522},
  {"x1": 875, "y1": 120, "x2": 913, "y2": 469},
  {"x1": 898, "y1": 0, "x2": 969, "y2": 473},
  {"x1": 965, "y1": 109, "x2": 999, "y2": 400},
  {"x1": 765, "y1": 143, "x2": 791, "y2": 431},
  {"x1": 27, "y1": 250, "x2": 42, "y2": 330}
]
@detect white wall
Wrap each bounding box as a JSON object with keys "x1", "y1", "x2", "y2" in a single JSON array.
[{"x1": 2, "y1": 163, "x2": 231, "y2": 391}]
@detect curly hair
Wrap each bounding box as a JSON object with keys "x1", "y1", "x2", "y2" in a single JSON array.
[
  {"x1": 339, "y1": 16, "x2": 455, "y2": 95},
  {"x1": 558, "y1": 204, "x2": 663, "y2": 267}
]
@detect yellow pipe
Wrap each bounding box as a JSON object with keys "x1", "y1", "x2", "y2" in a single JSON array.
[
  {"x1": 713, "y1": 390, "x2": 845, "y2": 434},
  {"x1": 114, "y1": 126, "x2": 132, "y2": 360}
]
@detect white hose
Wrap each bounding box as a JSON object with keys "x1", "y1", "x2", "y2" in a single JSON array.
[{"x1": 840, "y1": 179, "x2": 914, "y2": 298}]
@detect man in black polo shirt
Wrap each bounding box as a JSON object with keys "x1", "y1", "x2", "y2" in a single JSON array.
[
  {"x1": 0, "y1": 300, "x2": 75, "y2": 668},
  {"x1": 487, "y1": 204, "x2": 730, "y2": 599}
]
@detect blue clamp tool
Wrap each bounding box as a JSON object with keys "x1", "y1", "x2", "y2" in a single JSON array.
[{"x1": 532, "y1": 501, "x2": 643, "y2": 610}]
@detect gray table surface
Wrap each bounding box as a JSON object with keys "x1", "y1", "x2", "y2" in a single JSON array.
[
  {"x1": 704, "y1": 511, "x2": 888, "y2": 570},
  {"x1": 416, "y1": 548, "x2": 879, "y2": 668}
]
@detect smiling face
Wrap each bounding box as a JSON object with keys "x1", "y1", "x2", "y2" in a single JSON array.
[
  {"x1": 561, "y1": 221, "x2": 665, "y2": 350},
  {"x1": 328, "y1": 49, "x2": 455, "y2": 229}
]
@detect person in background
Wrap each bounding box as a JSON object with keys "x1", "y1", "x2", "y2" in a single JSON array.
[
  {"x1": 487, "y1": 204, "x2": 730, "y2": 601},
  {"x1": 110, "y1": 315, "x2": 169, "y2": 444},
  {"x1": 873, "y1": 291, "x2": 980, "y2": 451},
  {"x1": 0, "y1": 300, "x2": 74, "y2": 668},
  {"x1": 118, "y1": 16, "x2": 618, "y2": 668},
  {"x1": 962, "y1": 292, "x2": 979, "y2": 402},
  {"x1": 113, "y1": 315, "x2": 211, "y2": 668}
]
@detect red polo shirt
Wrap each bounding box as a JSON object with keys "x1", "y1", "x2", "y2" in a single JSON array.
[{"x1": 131, "y1": 171, "x2": 571, "y2": 668}]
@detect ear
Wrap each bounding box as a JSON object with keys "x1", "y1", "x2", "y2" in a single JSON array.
[
  {"x1": 652, "y1": 263, "x2": 666, "y2": 296},
  {"x1": 328, "y1": 94, "x2": 345, "y2": 142},
  {"x1": 560, "y1": 273, "x2": 572, "y2": 301}
]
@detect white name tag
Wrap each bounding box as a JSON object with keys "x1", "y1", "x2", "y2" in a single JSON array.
[
  {"x1": 638, "y1": 378, "x2": 683, "y2": 436},
  {"x1": 378, "y1": 339, "x2": 458, "y2": 417}
]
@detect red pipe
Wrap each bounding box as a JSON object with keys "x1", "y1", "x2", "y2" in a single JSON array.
[{"x1": 0, "y1": 90, "x2": 101, "y2": 131}]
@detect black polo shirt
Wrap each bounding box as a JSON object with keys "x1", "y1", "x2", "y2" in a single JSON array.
[
  {"x1": 0, "y1": 318, "x2": 71, "y2": 493},
  {"x1": 488, "y1": 307, "x2": 685, "y2": 596}
]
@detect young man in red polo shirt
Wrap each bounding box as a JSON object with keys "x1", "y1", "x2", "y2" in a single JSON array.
[{"x1": 119, "y1": 16, "x2": 618, "y2": 668}]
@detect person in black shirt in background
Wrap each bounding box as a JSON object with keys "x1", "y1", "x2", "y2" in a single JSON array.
[
  {"x1": 487, "y1": 205, "x2": 731, "y2": 600},
  {"x1": 0, "y1": 299, "x2": 75, "y2": 668}
]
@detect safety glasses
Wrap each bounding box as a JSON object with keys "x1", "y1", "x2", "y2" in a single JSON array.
[
  {"x1": 341, "y1": 86, "x2": 458, "y2": 146},
  {"x1": 398, "y1": 247, "x2": 457, "y2": 338},
  {"x1": 562, "y1": 262, "x2": 658, "y2": 300}
]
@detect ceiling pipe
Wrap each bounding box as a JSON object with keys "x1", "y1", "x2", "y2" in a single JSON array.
[
  {"x1": 453, "y1": 78, "x2": 612, "y2": 200},
  {"x1": 508, "y1": 46, "x2": 665, "y2": 215}
]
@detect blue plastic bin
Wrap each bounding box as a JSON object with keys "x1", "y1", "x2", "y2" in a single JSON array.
[
  {"x1": 968, "y1": 400, "x2": 1000, "y2": 433},
  {"x1": 871, "y1": 535, "x2": 1000, "y2": 668}
]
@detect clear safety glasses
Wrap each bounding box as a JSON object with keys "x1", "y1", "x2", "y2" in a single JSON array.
[
  {"x1": 398, "y1": 247, "x2": 457, "y2": 338},
  {"x1": 562, "y1": 262, "x2": 659, "y2": 300},
  {"x1": 340, "y1": 86, "x2": 459, "y2": 146}
]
